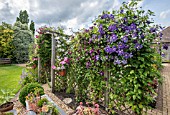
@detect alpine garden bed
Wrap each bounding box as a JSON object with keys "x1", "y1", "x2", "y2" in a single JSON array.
[{"x1": 25, "y1": 94, "x2": 66, "y2": 115}]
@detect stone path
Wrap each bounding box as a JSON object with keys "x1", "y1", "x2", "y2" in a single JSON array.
[
  {"x1": 147, "y1": 63, "x2": 170, "y2": 115},
  {"x1": 162, "y1": 63, "x2": 170, "y2": 115}
]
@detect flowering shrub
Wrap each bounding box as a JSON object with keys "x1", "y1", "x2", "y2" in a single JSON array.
[
  {"x1": 67, "y1": 0, "x2": 162, "y2": 114},
  {"x1": 36, "y1": 26, "x2": 52, "y2": 83}
]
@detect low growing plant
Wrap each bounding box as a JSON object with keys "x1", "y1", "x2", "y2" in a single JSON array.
[
  {"x1": 37, "y1": 98, "x2": 48, "y2": 107},
  {"x1": 0, "y1": 89, "x2": 15, "y2": 105}
]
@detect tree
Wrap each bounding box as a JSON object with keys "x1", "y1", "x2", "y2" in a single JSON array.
[
  {"x1": 17, "y1": 10, "x2": 29, "y2": 24},
  {"x1": 0, "y1": 22, "x2": 14, "y2": 58},
  {"x1": 12, "y1": 21, "x2": 34, "y2": 63},
  {"x1": 30, "y1": 20, "x2": 35, "y2": 35}
]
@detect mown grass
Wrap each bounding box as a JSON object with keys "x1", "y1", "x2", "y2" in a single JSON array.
[{"x1": 0, "y1": 65, "x2": 24, "y2": 95}]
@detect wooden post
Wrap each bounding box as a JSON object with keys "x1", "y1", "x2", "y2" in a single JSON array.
[
  {"x1": 51, "y1": 34, "x2": 56, "y2": 93},
  {"x1": 104, "y1": 69, "x2": 110, "y2": 111}
]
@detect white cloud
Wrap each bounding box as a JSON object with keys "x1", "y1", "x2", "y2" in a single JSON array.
[
  {"x1": 137, "y1": 0, "x2": 145, "y2": 7},
  {"x1": 160, "y1": 10, "x2": 170, "y2": 19}
]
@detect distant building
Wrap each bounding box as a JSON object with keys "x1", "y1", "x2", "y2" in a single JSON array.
[{"x1": 161, "y1": 26, "x2": 170, "y2": 62}]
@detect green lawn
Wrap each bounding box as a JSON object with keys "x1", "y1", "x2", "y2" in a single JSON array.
[{"x1": 0, "y1": 65, "x2": 24, "y2": 95}]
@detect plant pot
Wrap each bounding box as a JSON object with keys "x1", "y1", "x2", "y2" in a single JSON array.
[
  {"x1": 0, "y1": 102, "x2": 14, "y2": 112},
  {"x1": 58, "y1": 69, "x2": 66, "y2": 76}
]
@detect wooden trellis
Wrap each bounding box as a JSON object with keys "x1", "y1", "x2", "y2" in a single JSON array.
[{"x1": 38, "y1": 30, "x2": 70, "y2": 93}]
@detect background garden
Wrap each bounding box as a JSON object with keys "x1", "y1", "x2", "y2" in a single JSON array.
[{"x1": 0, "y1": 0, "x2": 168, "y2": 114}]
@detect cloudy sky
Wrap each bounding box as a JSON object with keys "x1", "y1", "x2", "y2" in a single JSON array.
[{"x1": 0, "y1": 0, "x2": 170, "y2": 34}]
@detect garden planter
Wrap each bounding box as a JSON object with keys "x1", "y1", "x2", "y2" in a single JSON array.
[
  {"x1": 0, "y1": 102, "x2": 14, "y2": 112},
  {"x1": 58, "y1": 69, "x2": 66, "y2": 76}
]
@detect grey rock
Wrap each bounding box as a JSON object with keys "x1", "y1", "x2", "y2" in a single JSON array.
[{"x1": 63, "y1": 98, "x2": 72, "y2": 104}]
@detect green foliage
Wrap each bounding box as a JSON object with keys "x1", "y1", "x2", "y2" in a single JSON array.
[
  {"x1": 37, "y1": 98, "x2": 48, "y2": 107},
  {"x1": 49, "y1": 105, "x2": 60, "y2": 115},
  {"x1": 19, "y1": 83, "x2": 44, "y2": 106},
  {"x1": 4, "y1": 112, "x2": 14, "y2": 115},
  {"x1": 20, "y1": 68, "x2": 38, "y2": 85},
  {"x1": 30, "y1": 20, "x2": 35, "y2": 35},
  {"x1": 65, "y1": 0, "x2": 162, "y2": 114},
  {"x1": 17, "y1": 10, "x2": 29, "y2": 24},
  {"x1": 12, "y1": 21, "x2": 34, "y2": 63},
  {"x1": 0, "y1": 22, "x2": 14, "y2": 58},
  {"x1": 0, "y1": 89, "x2": 15, "y2": 105}
]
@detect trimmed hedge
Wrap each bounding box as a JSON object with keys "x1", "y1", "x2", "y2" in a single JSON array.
[{"x1": 19, "y1": 82, "x2": 44, "y2": 106}]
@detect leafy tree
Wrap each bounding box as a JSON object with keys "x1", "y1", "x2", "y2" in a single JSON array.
[
  {"x1": 30, "y1": 20, "x2": 35, "y2": 35},
  {"x1": 17, "y1": 10, "x2": 29, "y2": 24},
  {"x1": 0, "y1": 22, "x2": 14, "y2": 58},
  {"x1": 12, "y1": 21, "x2": 34, "y2": 63}
]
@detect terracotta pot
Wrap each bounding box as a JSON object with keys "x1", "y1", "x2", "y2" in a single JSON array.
[
  {"x1": 0, "y1": 102, "x2": 14, "y2": 112},
  {"x1": 58, "y1": 69, "x2": 66, "y2": 76}
]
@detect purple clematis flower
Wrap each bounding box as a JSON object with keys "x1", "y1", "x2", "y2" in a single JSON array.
[
  {"x1": 146, "y1": 20, "x2": 151, "y2": 24},
  {"x1": 109, "y1": 14, "x2": 114, "y2": 19},
  {"x1": 133, "y1": 40, "x2": 137, "y2": 43},
  {"x1": 160, "y1": 32, "x2": 163, "y2": 38},
  {"x1": 100, "y1": 71, "x2": 104, "y2": 76},
  {"x1": 92, "y1": 34, "x2": 97, "y2": 39},
  {"x1": 135, "y1": 43, "x2": 143, "y2": 50},
  {"x1": 104, "y1": 46, "x2": 111, "y2": 53},
  {"x1": 161, "y1": 53, "x2": 165, "y2": 57},
  {"x1": 108, "y1": 24, "x2": 117, "y2": 31},
  {"x1": 110, "y1": 34, "x2": 118, "y2": 42},
  {"x1": 111, "y1": 46, "x2": 117, "y2": 52},
  {"x1": 89, "y1": 26, "x2": 93, "y2": 30},
  {"x1": 98, "y1": 24, "x2": 105, "y2": 35},
  {"x1": 140, "y1": 34, "x2": 145, "y2": 39},
  {"x1": 132, "y1": 32, "x2": 137, "y2": 38},
  {"x1": 101, "y1": 14, "x2": 109, "y2": 19},
  {"x1": 114, "y1": 59, "x2": 121, "y2": 65},
  {"x1": 117, "y1": 49, "x2": 124, "y2": 56},
  {"x1": 124, "y1": 52, "x2": 133, "y2": 59},
  {"x1": 122, "y1": 60, "x2": 127, "y2": 64},
  {"x1": 150, "y1": 28, "x2": 156, "y2": 32},
  {"x1": 118, "y1": 42, "x2": 125, "y2": 49},
  {"x1": 122, "y1": 36, "x2": 128, "y2": 43},
  {"x1": 123, "y1": 18, "x2": 127, "y2": 23},
  {"x1": 163, "y1": 44, "x2": 168, "y2": 50},
  {"x1": 120, "y1": 10, "x2": 124, "y2": 13},
  {"x1": 130, "y1": 23, "x2": 137, "y2": 30},
  {"x1": 95, "y1": 55, "x2": 100, "y2": 60}
]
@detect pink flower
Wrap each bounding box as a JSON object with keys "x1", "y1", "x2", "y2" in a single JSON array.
[
  {"x1": 64, "y1": 57, "x2": 69, "y2": 63},
  {"x1": 33, "y1": 58, "x2": 38, "y2": 61},
  {"x1": 52, "y1": 65, "x2": 56, "y2": 69},
  {"x1": 95, "y1": 104, "x2": 99, "y2": 108},
  {"x1": 60, "y1": 61, "x2": 66, "y2": 65},
  {"x1": 36, "y1": 35, "x2": 39, "y2": 38},
  {"x1": 80, "y1": 102, "x2": 83, "y2": 105}
]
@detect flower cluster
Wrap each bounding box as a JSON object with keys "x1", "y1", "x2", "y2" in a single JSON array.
[{"x1": 76, "y1": 102, "x2": 100, "y2": 115}]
